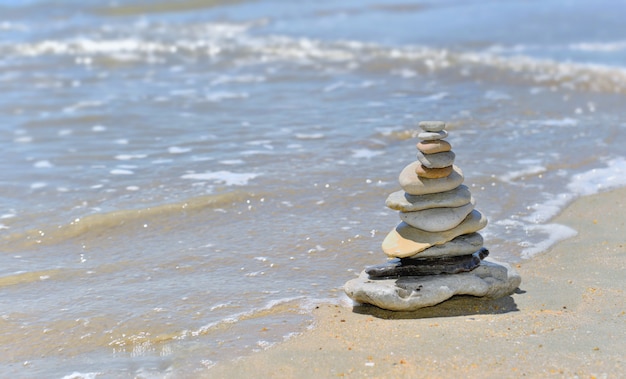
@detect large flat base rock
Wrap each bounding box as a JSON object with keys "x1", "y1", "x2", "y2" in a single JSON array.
[{"x1": 344, "y1": 259, "x2": 521, "y2": 312}]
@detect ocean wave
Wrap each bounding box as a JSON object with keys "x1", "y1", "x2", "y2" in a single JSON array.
[
  {"x1": 515, "y1": 157, "x2": 626, "y2": 258},
  {"x1": 178, "y1": 297, "x2": 304, "y2": 340},
  {"x1": 1, "y1": 191, "x2": 250, "y2": 249},
  {"x1": 569, "y1": 41, "x2": 626, "y2": 52},
  {"x1": 4, "y1": 21, "x2": 626, "y2": 94},
  {"x1": 0, "y1": 268, "x2": 71, "y2": 288}
]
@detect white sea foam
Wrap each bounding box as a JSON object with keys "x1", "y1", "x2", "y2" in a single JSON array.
[
  {"x1": 255, "y1": 340, "x2": 275, "y2": 350},
  {"x1": 209, "y1": 301, "x2": 236, "y2": 311},
  {"x1": 181, "y1": 296, "x2": 304, "y2": 339},
  {"x1": 0, "y1": 21, "x2": 27, "y2": 31},
  {"x1": 114, "y1": 154, "x2": 147, "y2": 160},
  {"x1": 205, "y1": 91, "x2": 249, "y2": 102},
  {"x1": 62, "y1": 101, "x2": 104, "y2": 114},
  {"x1": 181, "y1": 171, "x2": 259, "y2": 186},
  {"x1": 523, "y1": 158, "x2": 626, "y2": 224},
  {"x1": 211, "y1": 74, "x2": 266, "y2": 85},
  {"x1": 33, "y1": 160, "x2": 53, "y2": 168},
  {"x1": 517, "y1": 157, "x2": 626, "y2": 257},
  {"x1": 61, "y1": 372, "x2": 101, "y2": 379},
  {"x1": 567, "y1": 157, "x2": 626, "y2": 195},
  {"x1": 569, "y1": 41, "x2": 626, "y2": 52},
  {"x1": 520, "y1": 224, "x2": 578, "y2": 259},
  {"x1": 484, "y1": 90, "x2": 511, "y2": 100},
  {"x1": 219, "y1": 159, "x2": 244, "y2": 165},
  {"x1": 110, "y1": 169, "x2": 134, "y2": 175},
  {"x1": 419, "y1": 92, "x2": 448, "y2": 102},
  {"x1": 295, "y1": 133, "x2": 325, "y2": 140},
  {"x1": 539, "y1": 118, "x2": 579, "y2": 127},
  {"x1": 7, "y1": 23, "x2": 626, "y2": 96},
  {"x1": 14, "y1": 135, "x2": 33, "y2": 143},
  {"x1": 239, "y1": 150, "x2": 274, "y2": 156},
  {"x1": 351, "y1": 149, "x2": 384, "y2": 159},
  {"x1": 168, "y1": 146, "x2": 191, "y2": 154},
  {"x1": 499, "y1": 165, "x2": 546, "y2": 182}
]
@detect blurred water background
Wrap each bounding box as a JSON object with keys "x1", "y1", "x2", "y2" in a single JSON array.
[{"x1": 2, "y1": 0, "x2": 626, "y2": 376}]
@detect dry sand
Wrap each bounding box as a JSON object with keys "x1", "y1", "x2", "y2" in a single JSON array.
[{"x1": 207, "y1": 187, "x2": 626, "y2": 378}]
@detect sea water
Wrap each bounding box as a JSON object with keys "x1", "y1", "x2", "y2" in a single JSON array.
[{"x1": 1, "y1": 0, "x2": 626, "y2": 376}]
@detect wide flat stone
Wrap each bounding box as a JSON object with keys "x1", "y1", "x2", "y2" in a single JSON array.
[
  {"x1": 409, "y1": 232, "x2": 484, "y2": 258},
  {"x1": 417, "y1": 150, "x2": 455, "y2": 168},
  {"x1": 399, "y1": 163, "x2": 464, "y2": 195},
  {"x1": 418, "y1": 130, "x2": 448, "y2": 141},
  {"x1": 418, "y1": 121, "x2": 446, "y2": 132},
  {"x1": 386, "y1": 185, "x2": 472, "y2": 212},
  {"x1": 399, "y1": 198, "x2": 474, "y2": 232},
  {"x1": 382, "y1": 209, "x2": 488, "y2": 258},
  {"x1": 417, "y1": 140, "x2": 451, "y2": 154},
  {"x1": 344, "y1": 259, "x2": 521, "y2": 311}
]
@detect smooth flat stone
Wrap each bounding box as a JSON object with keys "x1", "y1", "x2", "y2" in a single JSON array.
[
  {"x1": 417, "y1": 140, "x2": 451, "y2": 154},
  {"x1": 408, "y1": 232, "x2": 484, "y2": 258},
  {"x1": 418, "y1": 121, "x2": 446, "y2": 132},
  {"x1": 344, "y1": 259, "x2": 521, "y2": 311},
  {"x1": 415, "y1": 164, "x2": 453, "y2": 179},
  {"x1": 417, "y1": 150, "x2": 455, "y2": 168},
  {"x1": 382, "y1": 209, "x2": 488, "y2": 258},
  {"x1": 366, "y1": 248, "x2": 488, "y2": 278},
  {"x1": 418, "y1": 130, "x2": 448, "y2": 141},
  {"x1": 386, "y1": 185, "x2": 472, "y2": 212},
  {"x1": 399, "y1": 163, "x2": 464, "y2": 195},
  {"x1": 399, "y1": 198, "x2": 475, "y2": 232}
]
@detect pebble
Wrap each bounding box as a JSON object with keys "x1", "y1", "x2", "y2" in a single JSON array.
[
  {"x1": 417, "y1": 140, "x2": 451, "y2": 154},
  {"x1": 399, "y1": 198, "x2": 475, "y2": 232},
  {"x1": 385, "y1": 185, "x2": 472, "y2": 212},
  {"x1": 407, "y1": 232, "x2": 484, "y2": 258},
  {"x1": 418, "y1": 130, "x2": 448, "y2": 141},
  {"x1": 417, "y1": 150, "x2": 455, "y2": 168},
  {"x1": 399, "y1": 163, "x2": 464, "y2": 195},
  {"x1": 415, "y1": 164, "x2": 453, "y2": 179},
  {"x1": 418, "y1": 121, "x2": 446, "y2": 132},
  {"x1": 382, "y1": 209, "x2": 488, "y2": 258}
]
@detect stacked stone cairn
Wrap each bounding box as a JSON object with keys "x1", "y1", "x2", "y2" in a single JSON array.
[{"x1": 344, "y1": 121, "x2": 521, "y2": 311}]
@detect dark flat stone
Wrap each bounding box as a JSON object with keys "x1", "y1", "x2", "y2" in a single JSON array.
[{"x1": 365, "y1": 248, "x2": 489, "y2": 278}]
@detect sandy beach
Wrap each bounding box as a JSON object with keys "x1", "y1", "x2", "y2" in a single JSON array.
[{"x1": 207, "y1": 187, "x2": 626, "y2": 378}]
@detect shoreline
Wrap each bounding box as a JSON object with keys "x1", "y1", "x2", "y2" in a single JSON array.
[{"x1": 206, "y1": 187, "x2": 626, "y2": 378}]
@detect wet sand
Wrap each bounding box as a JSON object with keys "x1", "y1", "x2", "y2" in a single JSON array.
[{"x1": 207, "y1": 187, "x2": 626, "y2": 378}]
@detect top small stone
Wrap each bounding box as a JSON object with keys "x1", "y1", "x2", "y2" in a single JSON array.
[{"x1": 418, "y1": 121, "x2": 446, "y2": 132}]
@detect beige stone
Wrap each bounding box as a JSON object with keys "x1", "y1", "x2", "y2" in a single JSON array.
[
  {"x1": 417, "y1": 140, "x2": 451, "y2": 154},
  {"x1": 399, "y1": 163, "x2": 464, "y2": 195},
  {"x1": 382, "y1": 209, "x2": 488, "y2": 258},
  {"x1": 415, "y1": 164, "x2": 453, "y2": 179}
]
